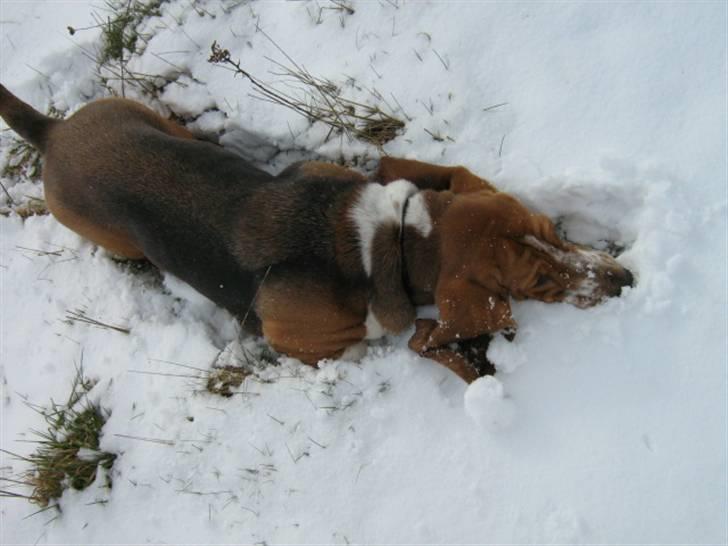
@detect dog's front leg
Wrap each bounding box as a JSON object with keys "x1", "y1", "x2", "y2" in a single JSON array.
[{"x1": 408, "y1": 319, "x2": 496, "y2": 383}]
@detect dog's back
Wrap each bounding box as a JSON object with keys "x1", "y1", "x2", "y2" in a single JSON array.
[{"x1": 0, "y1": 86, "x2": 301, "y2": 321}]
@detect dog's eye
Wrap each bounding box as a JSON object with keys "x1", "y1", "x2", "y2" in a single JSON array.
[{"x1": 534, "y1": 274, "x2": 551, "y2": 288}]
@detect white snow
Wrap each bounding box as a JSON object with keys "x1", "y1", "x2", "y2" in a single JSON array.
[
  {"x1": 1, "y1": 1, "x2": 726, "y2": 544},
  {"x1": 464, "y1": 376, "x2": 516, "y2": 431}
]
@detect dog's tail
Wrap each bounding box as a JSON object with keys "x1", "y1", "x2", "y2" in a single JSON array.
[{"x1": 0, "y1": 84, "x2": 60, "y2": 152}]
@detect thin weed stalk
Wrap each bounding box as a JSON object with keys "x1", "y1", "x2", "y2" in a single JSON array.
[{"x1": 208, "y1": 39, "x2": 405, "y2": 147}]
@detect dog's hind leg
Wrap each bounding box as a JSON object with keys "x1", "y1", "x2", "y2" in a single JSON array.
[
  {"x1": 45, "y1": 192, "x2": 145, "y2": 259},
  {"x1": 255, "y1": 271, "x2": 368, "y2": 365}
]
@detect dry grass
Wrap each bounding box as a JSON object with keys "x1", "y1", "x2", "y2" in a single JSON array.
[
  {"x1": 0, "y1": 368, "x2": 116, "y2": 508},
  {"x1": 1, "y1": 140, "x2": 43, "y2": 181},
  {"x1": 208, "y1": 40, "x2": 405, "y2": 147},
  {"x1": 0, "y1": 197, "x2": 48, "y2": 220},
  {"x1": 132, "y1": 343, "x2": 278, "y2": 398},
  {"x1": 205, "y1": 343, "x2": 278, "y2": 397},
  {"x1": 205, "y1": 365, "x2": 252, "y2": 398},
  {"x1": 64, "y1": 307, "x2": 131, "y2": 335}
]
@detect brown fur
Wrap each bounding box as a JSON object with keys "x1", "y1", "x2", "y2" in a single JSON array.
[
  {"x1": 296, "y1": 161, "x2": 367, "y2": 182},
  {"x1": 0, "y1": 86, "x2": 633, "y2": 383},
  {"x1": 256, "y1": 272, "x2": 367, "y2": 363},
  {"x1": 45, "y1": 192, "x2": 144, "y2": 259}
]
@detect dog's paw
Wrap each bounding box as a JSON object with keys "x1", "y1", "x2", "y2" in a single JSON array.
[
  {"x1": 455, "y1": 333, "x2": 496, "y2": 376},
  {"x1": 409, "y1": 319, "x2": 501, "y2": 382},
  {"x1": 408, "y1": 318, "x2": 438, "y2": 352}
]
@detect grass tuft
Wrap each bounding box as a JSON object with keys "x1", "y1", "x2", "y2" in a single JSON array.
[
  {"x1": 206, "y1": 344, "x2": 278, "y2": 397},
  {"x1": 1, "y1": 141, "x2": 43, "y2": 181},
  {"x1": 0, "y1": 197, "x2": 48, "y2": 220},
  {"x1": 206, "y1": 365, "x2": 251, "y2": 398},
  {"x1": 96, "y1": 0, "x2": 164, "y2": 65},
  {"x1": 69, "y1": 0, "x2": 171, "y2": 98},
  {"x1": 0, "y1": 368, "x2": 116, "y2": 508},
  {"x1": 137, "y1": 343, "x2": 278, "y2": 398}
]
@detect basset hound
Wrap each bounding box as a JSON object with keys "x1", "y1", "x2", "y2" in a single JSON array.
[{"x1": 0, "y1": 84, "x2": 633, "y2": 382}]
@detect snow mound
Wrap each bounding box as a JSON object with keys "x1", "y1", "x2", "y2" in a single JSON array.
[{"x1": 464, "y1": 376, "x2": 515, "y2": 430}]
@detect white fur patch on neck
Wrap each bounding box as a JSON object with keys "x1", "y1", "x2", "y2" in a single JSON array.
[
  {"x1": 403, "y1": 192, "x2": 433, "y2": 237},
  {"x1": 349, "y1": 180, "x2": 417, "y2": 276}
]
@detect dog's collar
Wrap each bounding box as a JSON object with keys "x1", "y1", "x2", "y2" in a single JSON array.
[{"x1": 400, "y1": 194, "x2": 413, "y2": 298}]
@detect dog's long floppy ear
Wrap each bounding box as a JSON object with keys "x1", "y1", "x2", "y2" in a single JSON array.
[
  {"x1": 368, "y1": 224, "x2": 416, "y2": 334},
  {"x1": 424, "y1": 276, "x2": 516, "y2": 349}
]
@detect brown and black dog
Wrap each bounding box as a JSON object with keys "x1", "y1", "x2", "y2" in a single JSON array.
[{"x1": 0, "y1": 85, "x2": 633, "y2": 382}]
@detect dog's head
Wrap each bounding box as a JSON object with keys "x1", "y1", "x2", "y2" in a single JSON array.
[{"x1": 423, "y1": 189, "x2": 633, "y2": 347}]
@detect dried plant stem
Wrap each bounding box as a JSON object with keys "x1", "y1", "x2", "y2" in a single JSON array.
[
  {"x1": 208, "y1": 40, "x2": 405, "y2": 146},
  {"x1": 65, "y1": 308, "x2": 130, "y2": 334},
  {"x1": 0, "y1": 180, "x2": 15, "y2": 206}
]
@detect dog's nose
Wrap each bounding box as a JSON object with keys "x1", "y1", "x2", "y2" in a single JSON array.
[
  {"x1": 603, "y1": 266, "x2": 634, "y2": 297},
  {"x1": 611, "y1": 267, "x2": 634, "y2": 296},
  {"x1": 622, "y1": 268, "x2": 634, "y2": 288}
]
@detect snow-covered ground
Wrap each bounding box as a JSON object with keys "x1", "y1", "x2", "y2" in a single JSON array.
[{"x1": 1, "y1": 1, "x2": 726, "y2": 544}]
